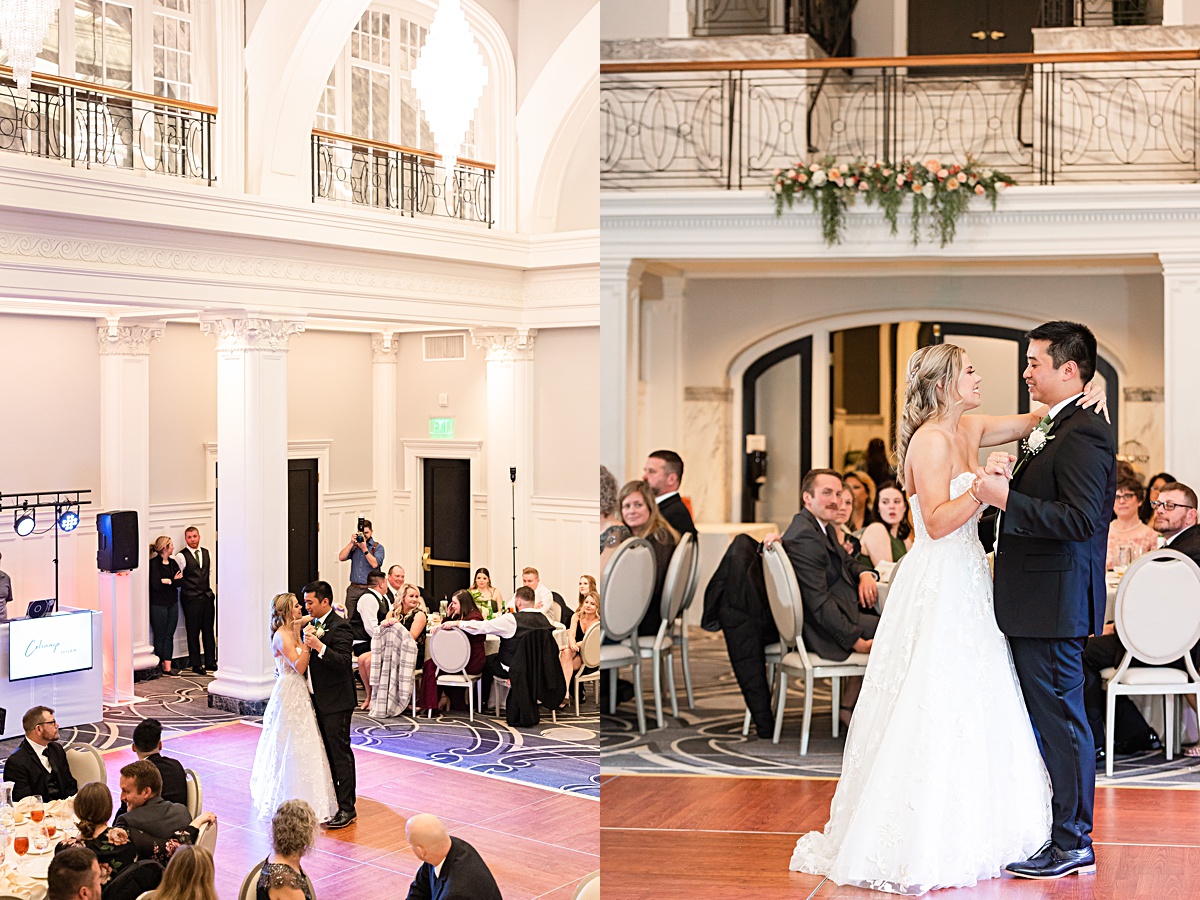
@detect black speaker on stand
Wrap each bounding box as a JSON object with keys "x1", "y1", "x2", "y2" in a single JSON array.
[{"x1": 97, "y1": 511, "x2": 140, "y2": 572}]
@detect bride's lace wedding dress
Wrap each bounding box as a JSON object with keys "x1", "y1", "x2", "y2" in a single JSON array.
[
  {"x1": 249, "y1": 635, "x2": 339, "y2": 821},
  {"x1": 790, "y1": 472, "x2": 1051, "y2": 895}
]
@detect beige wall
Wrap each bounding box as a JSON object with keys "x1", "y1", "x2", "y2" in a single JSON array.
[
  {"x1": 518, "y1": 0, "x2": 596, "y2": 106},
  {"x1": 534, "y1": 326, "x2": 599, "y2": 498},
  {"x1": 149, "y1": 323, "x2": 216, "y2": 504},
  {"x1": 555, "y1": 108, "x2": 600, "y2": 232},
  {"x1": 288, "y1": 330, "x2": 374, "y2": 492}
]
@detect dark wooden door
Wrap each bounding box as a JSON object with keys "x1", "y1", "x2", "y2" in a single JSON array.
[
  {"x1": 287, "y1": 459, "x2": 319, "y2": 598},
  {"x1": 422, "y1": 458, "x2": 471, "y2": 607},
  {"x1": 908, "y1": 0, "x2": 1039, "y2": 73}
]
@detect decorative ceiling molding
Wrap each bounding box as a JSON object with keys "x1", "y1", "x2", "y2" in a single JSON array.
[
  {"x1": 95, "y1": 320, "x2": 166, "y2": 356},
  {"x1": 371, "y1": 332, "x2": 400, "y2": 363},
  {"x1": 470, "y1": 327, "x2": 537, "y2": 362},
  {"x1": 198, "y1": 312, "x2": 306, "y2": 352}
]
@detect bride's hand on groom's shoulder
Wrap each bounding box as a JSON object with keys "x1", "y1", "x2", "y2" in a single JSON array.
[{"x1": 1078, "y1": 379, "x2": 1111, "y2": 424}]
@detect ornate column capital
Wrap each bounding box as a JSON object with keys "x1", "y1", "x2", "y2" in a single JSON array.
[
  {"x1": 470, "y1": 328, "x2": 537, "y2": 362},
  {"x1": 372, "y1": 332, "x2": 400, "y2": 363},
  {"x1": 96, "y1": 319, "x2": 165, "y2": 356},
  {"x1": 199, "y1": 312, "x2": 305, "y2": 352}
]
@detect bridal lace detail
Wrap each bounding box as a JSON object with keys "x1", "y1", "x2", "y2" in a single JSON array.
[
  {"x1": 789, "y1": 472, "x2": 1051, "y2": 895},
  {"x1": 249, "y1": 643, "x2": 339, "y2": 822}
]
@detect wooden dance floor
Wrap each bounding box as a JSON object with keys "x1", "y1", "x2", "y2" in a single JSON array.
[
  {"x1": 100, "y1": 722, "x2": 598, "y2": 899},
  {"x1": 600, "y1": 774, "x2": 1199, "y2": 899}
]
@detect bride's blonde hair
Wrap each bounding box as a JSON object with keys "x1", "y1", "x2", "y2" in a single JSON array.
[
  {"x1": 895, "y1": 344, "x2": 966, "y2": 490},
  {"x1": 270, "y1": 592, "x2": 297, "y2": 635}
]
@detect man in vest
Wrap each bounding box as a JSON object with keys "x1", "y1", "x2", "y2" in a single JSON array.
[
  {"x1": 440, "y1": 585, "x2": 555, "y2": 705},
  {"x1": 350, "y1": 569, "x2": 391, "y2": 710},
  {"x1": 174, "y1": 526, "x2": 216, "y2": 675}
]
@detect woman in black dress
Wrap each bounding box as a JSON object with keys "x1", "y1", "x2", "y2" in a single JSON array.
[
  {"x1": 148, "y1": 535, "x2": 182, "y2": 675},
  {"x1": 560, "y1": 589, "x2": 601, "y2": 698},
  {"x1": 256, "y1": 800, "x2": 316, "y2": 900},
  {"x1": 619, "y1": 480, "x2": 679, "y2": 637}
]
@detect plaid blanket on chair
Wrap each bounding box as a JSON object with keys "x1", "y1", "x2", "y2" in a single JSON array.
[{"x1": 368, "y1": 623, "x2": 418, "y2": 717}]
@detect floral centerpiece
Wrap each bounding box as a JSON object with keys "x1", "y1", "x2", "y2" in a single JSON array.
[{"x1": 772, "y1": 157, "x2": 1016, "y2": 247}]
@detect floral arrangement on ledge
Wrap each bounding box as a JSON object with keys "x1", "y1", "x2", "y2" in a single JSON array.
[{"x1": 772, "y1": 157, "x2": 1016, "y2": 247}]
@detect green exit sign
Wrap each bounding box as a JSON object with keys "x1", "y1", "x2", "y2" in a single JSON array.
[{"x1": 429, "y1": 417, "x2": 455, "y2": 438}]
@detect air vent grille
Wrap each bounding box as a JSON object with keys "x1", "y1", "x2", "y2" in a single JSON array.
[{"x1": 423, "y1": 333, "x2": 466, "y2": 361}]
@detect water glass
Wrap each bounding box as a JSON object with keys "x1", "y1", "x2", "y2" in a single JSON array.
[{"x1": 1116, "y1": 544, "x2": 1133, "y2": 568}]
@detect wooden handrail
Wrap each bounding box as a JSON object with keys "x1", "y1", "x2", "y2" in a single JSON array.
[
  {"x1": 601, "y1": 48, "x2": 1200, "y2": 75},
  {"x1": 311, "y1": 127, "x2": 496, "y2": 171},
  {"x1": 0, "y1": 64, "x2": 217, "y2": 114}
]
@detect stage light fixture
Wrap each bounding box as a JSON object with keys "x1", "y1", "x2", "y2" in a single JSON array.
[
  {"x1": 58, "y1": 506, "x2": 80, "y2": 532},
  {"x1": 14, "y1": 505, "x2": 35, "y2": 536}
]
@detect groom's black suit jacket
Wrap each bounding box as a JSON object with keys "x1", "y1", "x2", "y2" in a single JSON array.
[
  {"x1": 994, "y1": 402, "x2": 1116, "y2": 639},
  {"x1": 307, "y1": 610, "x2": 357, "y2": 715}
]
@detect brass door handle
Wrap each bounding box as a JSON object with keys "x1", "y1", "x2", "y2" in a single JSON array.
[
  {"x1": 971, "y1": 30, "x2": 986, "y2": 40},
  {"x1": 990, "y1": 31, "x2": 1005, "y2": 40},
  {"x1": 421, "y1": 547, "x2": 471, "y2": 572}
]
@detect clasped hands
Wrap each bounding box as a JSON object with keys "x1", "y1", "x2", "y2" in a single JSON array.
[{"x1": 973, "y1": 451, "x2": 1017, "y2": 510}]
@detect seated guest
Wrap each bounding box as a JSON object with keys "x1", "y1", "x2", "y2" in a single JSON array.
[
  {"x1": 600, "y1": 465, "x2": 632, "y2": 572},
  {"x1": 154, "y1": 845, "x2": 217, "y2": 900},
  {"x1": 4, "y1": 705, "x2": 79, "y2": 801},
  {"x1": 1107, "y1": 477, "x2": 1159, "y2": 570},
  {"x1": 577, "y1": 575, "x2": 597, "y2": 611},
  {"x1": 113, "y1": 760, "x2": 213, "y2": 861},
  {"x1": 472, "y1": 567, "x2": 504, "y2": 613},
  {"x1": 834, "y1": 488, "x2": 862, "y2": 559},
  {"x1": 619, "y1": 479, "x2": 680, "y2": 636},
  {"x1": 351, "y1": 569, "x2": 392, "y2": 710},
  {"x1": 769, "y1": 469, "x2": 879, "y2": 724},
  {"x1": 842, "y1": 469, "x2": 876, "y2": 532},
  {"x1": 643, "y1": 449, "x2": 698, "y2": 536},
  {"x1": 1085, "y1": 481, "x2": 1200, "y2": 761},
  {"x1": 114, "y1": 718, "x2": 187, "y2": 818},
  {"x1": 560, "y1": 589, "x2": 600, "y2": 702},
  {"x1": 367, "y1": 584, "x2": 429, "y2": 716},
  {"x1": 857, "y1": 482, "x2": 913, "y2": 568},
  {"x1": 419, "y1": 590, "x2": 486, "y2": 714},
  {"x1": 1140, "y1": 471, "x2": 1175, "y2": 523},
  {"x1": 57, "y1": 781, "x2": 139, "y2": 889},
  {"x1": 519, "y1": 566, "x2": 560, "y2": 624},
  {"x1": 405, "y1": 813, "x2": 502, "y2": 900},
  {"x1": 257, "y1": 799, "x2": 318, "y2": 900},
  {"x1": 47, "y1": 846, "x2": 103, "y2": 900},
  {"x1": 383, "y1": 584, "x2": 428, "y2": 665}
]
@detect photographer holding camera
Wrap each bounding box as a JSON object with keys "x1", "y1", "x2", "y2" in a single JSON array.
[{"x1": 338, "y1": 517, "x2": 385, "y2": 608}]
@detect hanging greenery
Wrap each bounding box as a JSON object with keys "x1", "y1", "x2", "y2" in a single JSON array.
[{"x1": 772, "y1": 157, "x2": 1016, "y2": 247}]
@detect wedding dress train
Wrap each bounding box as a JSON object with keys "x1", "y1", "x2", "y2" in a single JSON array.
[{"x1": 790, "y1": 472, "x2": 1052, "y2": 894}]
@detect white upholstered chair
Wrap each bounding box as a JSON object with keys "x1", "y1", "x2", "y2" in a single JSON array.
[
  {"x1": 426, "y1": 626, "x2": 484, "y2": 721},
  {"x1": 599, "y1": 537, "x2": 656, "y2": 735},
  {"x1": 571, "y1": 869, "x2": 600, "y2": 900},
  {"x1": 637, "y1": 533, "x2": 696, "y2": 728},
  {"x1": 65, "y1": 743, "x2": 106, "y2": 788},
  {"x1": 184, "y1": 768, "x2": 203, "y2": 818},
  {"x1": 574, "y1": 622, "x2": 602, "y2": 715}
]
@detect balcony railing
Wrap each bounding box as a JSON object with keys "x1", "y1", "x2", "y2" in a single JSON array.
[
  {"x1": 601, "y1": 50, "x2": 1200, "y2": 189},
  {"x1": 0, "y1": 65, "x2": 216, "y2": 184},
  {"x1": 311, "y1": 129, "x2": 494, "y2": 227}
]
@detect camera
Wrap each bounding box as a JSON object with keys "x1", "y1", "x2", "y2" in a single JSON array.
[{"x1": 355, "y1": 516, "x2": 366, "y2": 543}]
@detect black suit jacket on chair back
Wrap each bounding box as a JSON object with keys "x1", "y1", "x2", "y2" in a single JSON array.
[
  {"x1": 306, "y1": 611, "x2": 358, "y2": 716},
  {"x1": 657, "y1": 493, "x2": 697, "y2": 536},
  {"x1": 405, "y1": 836, "x2": 502, "y2": 900},
  {"x1": 993, "y1": 403, "x2": 1116, "y2": 639},
  {"x1": 3, "y1": 740, "x2": 78, "y2": 801}
]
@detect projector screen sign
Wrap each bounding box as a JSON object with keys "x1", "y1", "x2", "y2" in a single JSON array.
[{"x1": 8, "y1": 611, "x2": 94, "y2": 682}]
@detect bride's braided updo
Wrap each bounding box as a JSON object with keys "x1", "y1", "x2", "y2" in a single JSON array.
[
  {"x1": 270, "y1": 592, "x2": 298, "y2": 635},
  {"x1": 895, "y1": 344, "x2": 965, "y2": 490}
]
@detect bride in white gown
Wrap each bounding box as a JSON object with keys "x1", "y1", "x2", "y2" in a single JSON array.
[
  {"x1": 791, "y1": 345, "x2": 1105, "y2": 895},
  {"x1": 249, "y1": 592, "x2": 339, "y2": 822}
]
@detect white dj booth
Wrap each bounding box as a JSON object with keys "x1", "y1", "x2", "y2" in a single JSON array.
[{"x1": 0, "y1": 608, "x2": 104, "y2": 740}]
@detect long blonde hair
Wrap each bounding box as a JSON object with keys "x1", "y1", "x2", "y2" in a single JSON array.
[
  {"x1": 154, "y1": 845, "x2": 217, "y2": 900},
  {"x1": 270, "y1": 592, "x2": 297, "y2": 635},
  {"x1": 618, "y1": 480, "x2": 679, "y2": 546},
  {"x1": 895, "y1": 344, "x2": 966, "y2": 489}
]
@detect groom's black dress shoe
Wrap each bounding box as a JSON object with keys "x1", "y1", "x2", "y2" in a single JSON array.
[
  {"x1": 325, "y1": 810, "x2": 357, "y2": 829},
  {"x1": 1006, "y1": 845, "x2": 1096, "y2": 879}
]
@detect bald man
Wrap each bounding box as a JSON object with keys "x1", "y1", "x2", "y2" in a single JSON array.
[{"x1": 405, "y1": 813, "x2": 502, "y2": 900}]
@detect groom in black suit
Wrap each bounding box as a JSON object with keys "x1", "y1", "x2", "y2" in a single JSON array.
[
  {"x1": 976, "y1": 321, "x2": 1116, "y2": 880},
  {"x1": 302, "y1": 580, "x2": 358, "y2": 828}
]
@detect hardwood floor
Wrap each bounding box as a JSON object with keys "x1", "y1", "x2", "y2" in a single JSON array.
[
  {"x1": 99, "y1": 721, "x2": 598, "y2": 899},
  {"x1": 600, "y1": 774, "x2": 1200, "y2": 899}
]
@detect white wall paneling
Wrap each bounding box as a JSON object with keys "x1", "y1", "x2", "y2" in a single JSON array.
[{"x1": 528, "y1": 496, "x2": 598, "y2": 602}]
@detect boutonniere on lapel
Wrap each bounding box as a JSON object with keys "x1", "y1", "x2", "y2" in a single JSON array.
[
  {"x1": 304, "y1": 621, "x2": 327, "y2": 640},
  {"x1": 1021, "y1": 419, "x2": 1055, "y2": 458}
]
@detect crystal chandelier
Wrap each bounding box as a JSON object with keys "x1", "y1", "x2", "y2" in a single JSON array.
[
  {"x1": 411, "y1": 0, "x2": 488, "y2": 173},
  {"x1": 0, "y1": 0, "x2": 57, "y2": 97}
]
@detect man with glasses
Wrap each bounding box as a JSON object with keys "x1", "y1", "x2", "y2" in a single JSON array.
[
  {"x1": 3, "y1": 705, "x2": 78, "y2": 801},
  {"x1": 1084, "y1": 481, "x2": 1200, "y2": 762}
]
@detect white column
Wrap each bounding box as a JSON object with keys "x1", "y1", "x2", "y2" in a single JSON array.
[
  {"x1": 200, "y1": 312, "x2": 304, "y2": 709},
  {"x1": 600, "y1": 258, "x2": 644, "y2": 481},
  {"x1": 1161, "y1": 254, "x2": 1200, "y2": 486},
  {"x1": 372, "y1": 333, "x2": 399, "y2": 557},
  {"x1": 640, "y1": 275, "x2": 685, "y2": 457},
  {"x1": 472, "y1": 328, "x2": 536, "y2": 596},
  {"x1": 97, "y1": 320, "x2": 165, "y2": 672},
  {"x1": 214, "y1": 0, "x2": 246, "y2": 194}
]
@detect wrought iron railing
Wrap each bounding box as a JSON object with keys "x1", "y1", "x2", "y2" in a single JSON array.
[
  {"x1": 311, "y1": 129, "x2": 494, "y2": 227},
  {"x1": 601, "y1": 50, "x2": 1200, "y2": 189},
  {"x1": 1042, "y1": 0, "x2": 1163, "y2": 27},
  {"x1": 0, "y1": 65, "x2": 216, "y2": 184}
]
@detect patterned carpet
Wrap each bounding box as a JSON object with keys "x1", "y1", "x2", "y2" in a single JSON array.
[
  {"x1": 2, "y1": 670, "x2": 600, "y2": 799},
  {"x1": 601, "y1": 630, "x2": 1200, "y2": 788}
]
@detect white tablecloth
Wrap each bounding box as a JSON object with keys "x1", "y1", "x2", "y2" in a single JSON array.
[{"x1": 484, "y1": 626, "x2": 570, "y2": 656}]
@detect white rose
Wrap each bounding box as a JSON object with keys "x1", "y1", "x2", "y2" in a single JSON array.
[
  {"x1": 922, "y1": 183, "x2": 936, "y2": 199},
  {"x1": 812, "y1": 170, "x2": 828, "y2": 186},
  {"x1": 1027, "y1": 430, "x2": 1046, "y2": 452}
]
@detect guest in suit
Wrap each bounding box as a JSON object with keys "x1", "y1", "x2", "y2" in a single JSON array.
[
  {"x1": 1085, "y1": 481, "x2": 1200, "y2": 759},
  {"x1": 114, "y1": 760, "x2": 194, "y2": 843},
  {"x1": 772, "y1": 469, "x2": 880, "y2": 722},
  {"x1": 4, "y1": 705, "x2": 79, "y2": 801},
  {"x1": 1139, "y1": 471, "x2": 1175, "y2": 524},
  {"x1": 350, "y1": 569, "x2": 391, "y2": 710},
  {"x1": 644, "y1": 449, "x2": 698, "y2": 536},
  {"x1": 46, "y1": 846, "x2": 103, "y2": 900},
  {"x1": 172, "y1": 527, "x2": 216, "y2": 675},
  {"x1": 114, "y1": 718, "x2": 188, "y2": 818},
  {"x1": 0, "y1": 549, "x2": 12, "y2": 623},
  {"x1": 256, "y1": 799, "x2": 318, "y2": 900},
  {"x1": 148, "y1": 536, "x2": 183, "y2": 676},
  {"x1": 302, "y1": 580, "x2": 358, "y2": 829},
  {"x1": 404, "y1": 814, "x2": 502, "y2": 900},
  {"x1": 619, "y1": 480, "x2": 679, "y2": 636}
]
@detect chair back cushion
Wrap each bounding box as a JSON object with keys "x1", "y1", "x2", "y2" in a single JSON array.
[
  {"x1": 196, "y1": 819, "x2": 218, "y2": 855},
  {"x1": 660, "y1": 533, "x2": 696, "y2": 622},
  {"x1": 185, "y1": 769, "x2": 203, "y2": 819},
  {"x1": 428, "y1": 626, "x2": 472, "y2": 673},
  {"x1": 571, "y1": 870, "x2": 600, "y2": 900},
  {"x1": 238, "y1": 861, "x2": 266, "y2": 900},
  {"x1": 65, "y1": 744, "x2": 105, "y2": 788},
  {"x1": 762, "y1": 543, "x2": 803, "y2": 653},
  {"x1": 600, "y1": 538, "x2": 656, "y2": 640},
  {"x1": 1115, "y1": 549, "x2": 1200, "y2": 665},
  {"x1": 579, "y1": 622, "x2": 602, "y2": 668}
]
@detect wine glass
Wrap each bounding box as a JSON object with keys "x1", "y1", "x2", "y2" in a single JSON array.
[
  {"x1": 29, "y1": 796, "x2": 44, "y2": 825},
  {"x1": 12, "y1": 827, "x2": 29, "y2": 866}
]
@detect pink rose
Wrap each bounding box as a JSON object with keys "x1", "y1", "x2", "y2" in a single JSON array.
[
  {"x1": 810, "y1": 163, "x2": 820, "y2": 172},
  {"x1": 974, "y1": 183, "x2": 985, "y2": 195},
  {"x1": 109, "y1": 828, "x2": 130, "y2": 845},
  {"x1": 858, "y1": 181, "x2": 869, "y2": 191},
  {"x1": 937, "y1": 168, "x2": 949, "y2": 180},
  {"x1": 797, "y1": 172, "x2": 808, "y2": 183},
  {"x1": 912, "y1": 182, "x2": 923, "y2": 193},
  {"x1": 99, "y1": 863, "x2": 113, "y2": 885},
  {"x1": 895, "y1": 174, "x2": 905, "y2": 186},
  {"x1": 773, "y1": 168, "x2": 782, "y2": 177},
  {"x1": 925, "y1": 158, "x2": 939, "y2": 171},
  {"x1": 946, "y1": 177, "x2": 959, "y2": 190}
]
